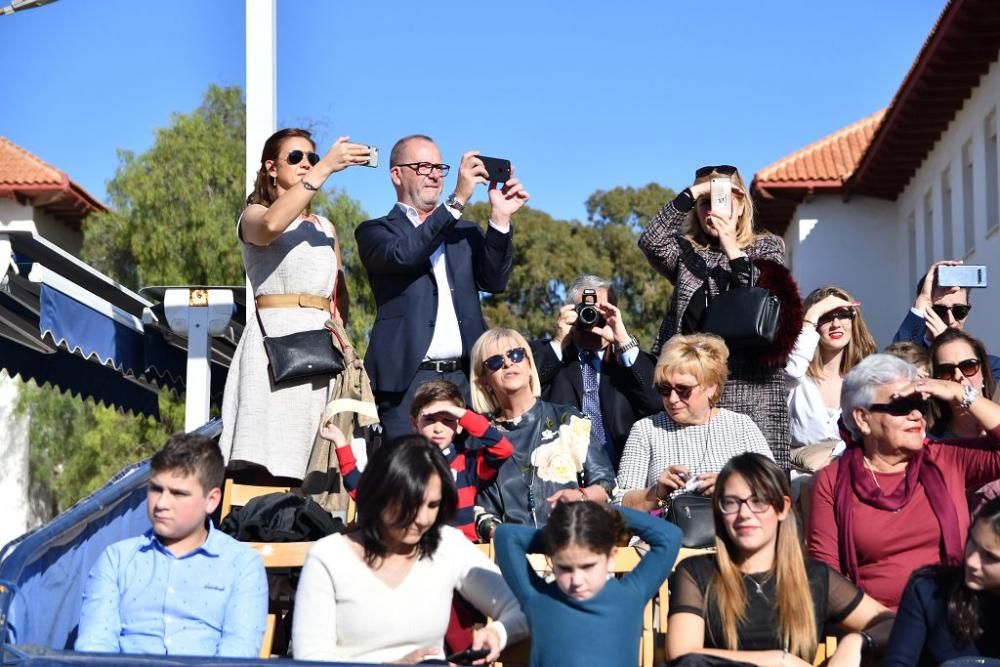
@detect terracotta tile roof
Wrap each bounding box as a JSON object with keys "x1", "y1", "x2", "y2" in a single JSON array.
[
  {"x1": 0, "y1": 136, "x2": 105, "y2": 225},
  {"x1": 755, "y1": 109, "x2": 885, "y2": 187}
]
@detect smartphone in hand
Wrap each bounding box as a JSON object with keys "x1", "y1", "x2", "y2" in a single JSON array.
[
  {"x1": 478, "y1": 156, "x2": 511, "y2": 183},
  {"x1": 938, "y1": 264, "x2": 987, "y2": 288},
  {"x1": 445, "y1": 647, "x2": 491, "y2": 665},
  {"x1": 361, "y1": 145, "x2": 379, "y2": 168},
  {"x1": 710, "y1": 177, "x2": 732, "y2": 218}
]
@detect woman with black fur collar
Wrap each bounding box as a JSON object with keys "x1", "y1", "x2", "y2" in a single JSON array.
[{"x1": 639, "y1": 165, "x2": 803, "y2": 469}]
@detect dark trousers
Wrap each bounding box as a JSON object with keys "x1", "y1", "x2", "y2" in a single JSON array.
[{"x1": 375, "y1": 368, "x2": 471, "y2": 440}]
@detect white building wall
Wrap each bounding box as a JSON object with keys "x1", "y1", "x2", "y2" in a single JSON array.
[
  {"x1": 897, "y1": 52, "x2": 1000, "y2": 354},
  {"x1": 783, "y1": 194, "x2": 904, "y2": 347}
]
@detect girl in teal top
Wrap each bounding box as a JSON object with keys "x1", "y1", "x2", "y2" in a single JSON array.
[{"x1": 494, "y1": 502, "x2": 681, "y2": 667}]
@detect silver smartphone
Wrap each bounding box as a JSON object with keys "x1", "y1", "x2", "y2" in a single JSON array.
[
  {"x1": 362, "y1": 145, "x2": 379, "y2": 168},
  {"x1": 710, "y1": 177, "x2": 732, "y2": 217},
  {"x1": 938, "y1": 265, "x2": 987, "y2": 288}
]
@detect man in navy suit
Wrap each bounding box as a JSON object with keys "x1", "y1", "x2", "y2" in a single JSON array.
[
  {"x1": 356, "y1": 134, "x2": 529, "y2": 437},
  {"x1": 530, "y1": 275, "x2": 662, "y2": 471}
]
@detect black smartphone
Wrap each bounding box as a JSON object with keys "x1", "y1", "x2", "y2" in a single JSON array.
[
  {"x1": 445, "y1": 647, "x2": 490, "y2": 665},
  {"x1": 478, "y1": 155, "x2": 511, "y2": 183}
]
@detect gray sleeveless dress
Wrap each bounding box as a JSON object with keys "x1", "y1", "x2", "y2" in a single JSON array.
[{"x1": 220, "y1": 213, "x2": 339, "y2": 479}]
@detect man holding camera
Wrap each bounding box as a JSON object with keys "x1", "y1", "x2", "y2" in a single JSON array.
[
  {"x1": 892, "y1": 260, "x2": 1000, "y2": 378},
  {"x1": 356, "y1": 134, "x2": 529, "y2": 437},
  {"x1": 530, "y1": 275, "x2": 661, "y2": 470}
]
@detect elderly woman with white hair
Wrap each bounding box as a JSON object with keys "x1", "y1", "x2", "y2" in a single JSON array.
[
  {"x1": 470, "y1": 328, "x2": 616, "y2": 540},
  {"x1": 808, "y1": 353, "x2": 1000, "y2": 610}
]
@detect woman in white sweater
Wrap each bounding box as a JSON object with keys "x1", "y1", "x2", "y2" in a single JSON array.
[
  {"x1": 785, "y1": 286, "x2": 876, "y2": 471},
  {"x1": 292, "y1": 436, "x2": 527, "y2": 664}
]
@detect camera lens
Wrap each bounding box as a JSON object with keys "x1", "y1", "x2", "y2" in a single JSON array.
[{"x1": 578, "y1": 305, "x2": 600, "y2": 326}]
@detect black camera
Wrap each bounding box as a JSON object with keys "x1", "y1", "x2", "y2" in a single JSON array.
[{"x1": 574, "y1": 288, "x2": 606, "y2": 329}]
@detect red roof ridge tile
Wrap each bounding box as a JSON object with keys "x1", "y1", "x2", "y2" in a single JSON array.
[{"x1": 755, "y1": 109, "x2": 886, "y2": 186}]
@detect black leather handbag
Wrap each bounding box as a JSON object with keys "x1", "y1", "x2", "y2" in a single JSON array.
[
  {"x1": 666, "y1": 493, "x2": 716, "y2": 548},
  {"x1": 256, "y1": 309, "x2": 345, "y2": 386},
  {"x1": 703, "y1": 263, "x2": 780, "y2": 349}
]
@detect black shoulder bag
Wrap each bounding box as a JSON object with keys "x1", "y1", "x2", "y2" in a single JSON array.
[{"x1": 702, "y1": 262, "x2": 780, "y2": 349}]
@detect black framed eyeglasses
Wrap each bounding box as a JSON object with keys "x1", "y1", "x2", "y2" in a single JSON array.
[
  {"x1": 932, "y1": 304, "x2": 971, "y2": 321},
  {"x1": 284, "y1": 150, "x2": 320, "y2": 166},
  {"x1": 719, "y1": 495, "x2": 771, "y2": 515},
  {"x1": 695, "y1": 164, "x2": 738, "y2": 178},
  {"x1": 396, "y1": 162, "x2": 451, "y2": 176},
  {"x1": 817, "y1": 308, "x2": 857, "y2": 326},
  {"x1": 655, "y1": 383, "x2": 698, "y2": 400},
  {"x1": 868, "y1": 396, "x2": 930, "y2": 417},
  {"x1": 934, "y1": 358, "x2": 982, "y2": 381},
  {"x1": 483, "y1": 347, "x2": 526, "y2": 372}
]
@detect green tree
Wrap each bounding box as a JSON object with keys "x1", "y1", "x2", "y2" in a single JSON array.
[{"x1": 18, "y1": 85, "x2": 374, "y2": 513}]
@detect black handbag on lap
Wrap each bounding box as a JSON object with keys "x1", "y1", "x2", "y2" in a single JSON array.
[
  {"x1": 256, "y1": 308, "x2": 345, "y2": 385},
  {"x1": 703, "y1": 263, "x2": 780, "y2": 349},
  {"x1": 666, "y1": 493, "x2": 716, "y2": 548}
]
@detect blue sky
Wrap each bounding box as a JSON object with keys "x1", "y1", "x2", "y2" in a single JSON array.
[{"x1": 2, "y1": 0, "x2": 945, "y2": 224}]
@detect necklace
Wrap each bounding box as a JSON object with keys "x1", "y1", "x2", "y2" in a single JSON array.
[
  {"x1": 862, "y1": 455, "x2": 882, "y2": 491},
  {"x1": 745, "y1": 573, "x2": 769, "y2": 599}
]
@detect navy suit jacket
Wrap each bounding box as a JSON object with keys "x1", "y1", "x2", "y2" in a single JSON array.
[
  {"x1": 530, "y1": 339, "x2": 662, "y2": 467},
  {"x1": 355, "y1": 204, "x2": 514, "y2": 394}
]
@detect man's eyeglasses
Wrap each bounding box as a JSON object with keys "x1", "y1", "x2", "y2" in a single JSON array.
[
  {"x1": 695, "y1": 165, "x2": 738, "y2": 178},
  {"x1": 719, "y1": 495, "x2": 772, "y2": 515},
  {"x1": 934, "y1": 358, "x2": 982, "y2": 381},
  {"x1": 483, "y1": 347, "x2": 527, "y2": 372},
  {"x1": 395, "y1": 162, "x2": 451, "y2": 177},
  {"x1": 817, "y1": 308, "x2": 856, "y2": 326},
  {"x1": 283, "y1": 150, "x2": 320, "y2": 167},
  {"x1": 655, "y1": 383, "x2": 698, "y2": 400},
  {"x1": 932, "y1": 304, "x2": 971, "y2": 321},
  {"x1": 868, "y1": 396, "x2": 930, "y2": 417}
]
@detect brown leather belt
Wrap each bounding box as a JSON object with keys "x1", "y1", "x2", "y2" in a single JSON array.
[{"x1": 255, "y1": 293, "x2": 331, "y2": 311}]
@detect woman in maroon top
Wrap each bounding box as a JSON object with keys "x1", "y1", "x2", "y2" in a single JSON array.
[{"x1": 809, "y1": 353, "x2": 1000, "y2": 610}]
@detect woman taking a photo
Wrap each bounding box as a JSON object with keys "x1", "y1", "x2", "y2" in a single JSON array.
[
  {"x1": 221, "y1": 129, "x2": 371, "y2": 480},
  {"x1": 884, "y1": 497, "x2": 1000, "y2": 666},
  {"x1": 809, "y1": 354, "x2": 1000, "y2": 610},
  {"x1": 667, "y1": 453, "x2": 893, "y2": 667},
  {"x1": 471, "y1": 328, "x2": 615, "y2": 538},
  {"x1": 639, "y1": 165, "x2": 801, "y2": 469},
  {"x1": 785, "y1": 286, "x2": 877, "y2": 472},
  {"x1": 292, "y1": 436, "x2": 527, "y2": 663},
  {"x1": 616, "y1": 334, "x2": 773, "y2": 511}
]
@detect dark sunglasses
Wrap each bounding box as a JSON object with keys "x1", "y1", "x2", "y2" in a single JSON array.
[
  {"x1": 655, "y1": 383, "x2": 698, "y2": 400},
  {"x1": 396, "y1": 162, "x2": 451, "y2": 176},
  {"x1": 483, "y1": 347, "x2": 526, "y2": 372},
  {"x1": 817, "y1": 307, "x2": 856, "y2": 326},
  {"x1": 934, "y1": 358, "x2": 982, "y2": 380},
  {"x1": 284, "y1": 150, "x2": 320, "y2": 166},
  {"x1": 932, "y1": 304, "x2": 971, "y2": 321},
  {"x1": 719, "y1": 495, "x2": 772, "y2": 515},
  {"x1": 868, "y1": 396, "x2": 930, "y2": 417},
  {"x1": 695, "y1": 164, "x2": 738, "y2": 178}
]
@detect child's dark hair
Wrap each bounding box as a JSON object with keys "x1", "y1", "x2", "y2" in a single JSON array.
[
  {"x1": 542, "y1": 501, "x2": 629, "y2": 556},
  {"x1": 355, "y1": 435, "x2": 458, "y2": 566},
  {"x1": 150, "y1": 433, "x2": 225, "y2": 493},
  {"x1": 410, "y1": 379, "x2": 465, "y2": 420},
  {"x1": 915, "y1": 496, "x2": 1000, "y2": 644}
]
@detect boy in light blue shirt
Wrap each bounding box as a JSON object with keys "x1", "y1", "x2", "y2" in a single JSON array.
[{"x1": 76, "y1": 434, "x2": 268, "y2": 657}]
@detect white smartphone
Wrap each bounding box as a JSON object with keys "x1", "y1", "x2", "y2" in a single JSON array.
[
  {"x1": 938, "y1": 264, "x2": 987, "y2": 288},
  {"x1": 710, "y1": 177, "x2": 732, "y2": 217},
  {"x1": 362, "y1": 145, "x2": 379, "y2": 169}
]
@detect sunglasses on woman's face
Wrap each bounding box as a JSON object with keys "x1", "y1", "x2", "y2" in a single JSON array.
[
  {"x1": 719, "y1": 495, "x2": 771, "y2": 515},
  {"x1": 695, "y1": 164, "x2": 738, "y2": 178},
  {"x1": 868, "y1": 396, "x2": 930, "y2": 417},
  {"x1": 483, "y1": 347, "x2": 527, "y2": 372},
  {"x1": 817, "y1": 307, "x2": 856, "y2": 326},
  {"x1": 284, "y1": 150, "x2": 321, "y2": 167},
  {"x1": 655, "y1": 383, "x2": 698, "y2": 400},
  {"x1": 934, "y1": 358, "x2": 982, "y2": 380},
  {"x1": 932, "y1": 304, "x2": 971, "y2": 321}
]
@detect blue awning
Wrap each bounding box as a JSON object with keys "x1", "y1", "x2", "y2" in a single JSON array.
[{"x1": 0, "y1": 225, "x2": 238, "y2": 418}]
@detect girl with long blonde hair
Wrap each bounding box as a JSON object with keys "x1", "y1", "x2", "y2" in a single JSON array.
[
  {"x1": 785, "y1": 286, "x2": 877, "y2": 471},
  {"x1": 667, "y1": 453, "x2": 893, "y2": 667}
]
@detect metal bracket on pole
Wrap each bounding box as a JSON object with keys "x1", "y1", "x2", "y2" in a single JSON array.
[{"x1": 162, "y1": 288, "x2": 235, "y2": 432}]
